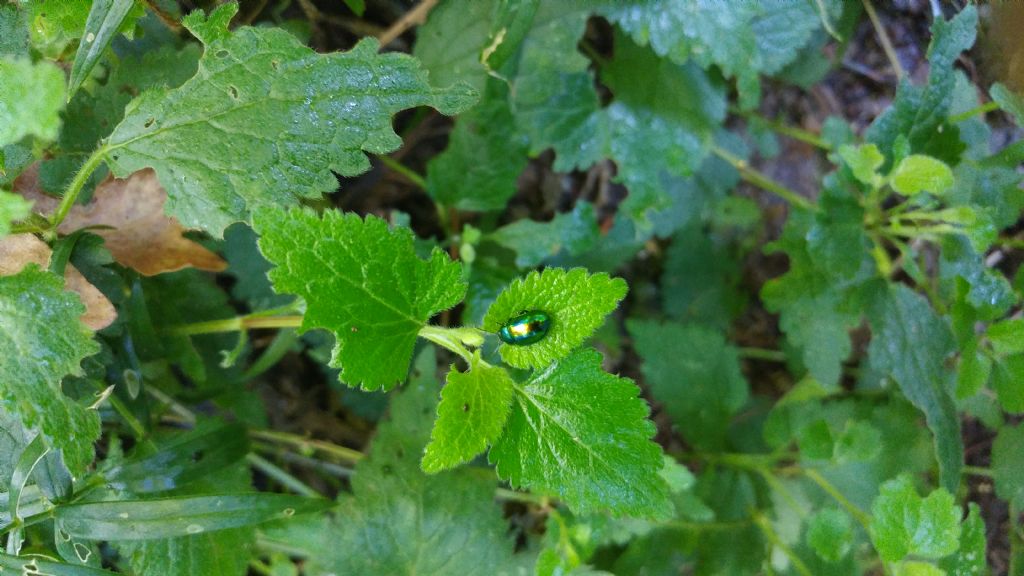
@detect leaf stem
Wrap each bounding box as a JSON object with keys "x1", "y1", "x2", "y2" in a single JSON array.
[
  {"x1": 737, "y1": 347, "x2": 789, "y2": 363},
  {"x1": 170, "y1": 314, "x2": 304, "y2": 335},
  {"x1": 376, "y1": 154, "x2": 427, "y2": 190},
  {"x1": 802, "y1": 468, "x2": 872, "y2": 531},
  {"x1": 948, "y1": 101, "x2": 1000, "y2": 124},
  {"x1": 961, "y1": 465, "x2": 993, "y2": 478},
  {"x1": 246, "y1": 453, "x2": 321, "y2": 497},
  {"x1": 730, "y1": 108, "x2": 830, "y2": 150},
  {"x1": 249, "y1": 429, "x2": 365, "y2": 464},
  {"x1": 711, "y1": 146, "x2": 816, "y2": 212},
  {"x1": 377, "y1": 0, "x2": 439, "y2": 46},
  {"x1": 752, "y1": 509, "x2": 815, "y2": 576},
  {"x1": 50, "y1": 146, "x2": 108, "y2": 231},
  {"x1": 861, "y1": 0, "x2": 905, "y2": 80}
]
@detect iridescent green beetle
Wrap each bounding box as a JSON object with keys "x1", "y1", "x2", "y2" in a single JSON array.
[{"x1": 498, "y1": 310, "x2": 552, "y2": 346}]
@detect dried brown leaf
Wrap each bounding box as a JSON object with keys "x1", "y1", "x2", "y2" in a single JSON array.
[
  {"x1": 0, "y1": 234, "x2": 116, "y2": 330},
  {"x1": 17, "y1": 165, "x2": 227, "y2": 276}
]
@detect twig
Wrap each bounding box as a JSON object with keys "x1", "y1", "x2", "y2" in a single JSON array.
[
  {"x1": 862, "y1": 0, "x2": 905, "y2": 80},
  {"x1": 377, "y1": 0, "x2": 439, "y2": 47}
]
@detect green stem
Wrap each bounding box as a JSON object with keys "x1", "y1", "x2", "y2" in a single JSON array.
[
  {"x1": 50, "y1": 147, "x2": 108, "y2": 230},
  {"x1": 711, "y1": 146, "x2": 816, "y2": 212},
  {"x1": 962, "y1": 465, "x2": 993, "y2": 478},
  {"x1": 662, "y1": 518, "x2": 753, "y2": 531},
  {"x1": 92, "y1": 380, "x2": 147, "y2": 440},
  {"x1": 249, "y1": 429, "x2": 364, "y2": 464},
  {"x1": 803, "y1": 468, "x2": 872, "y2": 531},
  {"x1": 949, "y1": 101, "x2": 1000, "y2": 124},
  {"x1": 246, "y1": 453, "x2": 321, "y2": 497},
  {"x1": 418, "y1": 324, "x2": 476, "y2": 363},
  {"x1": 753, "y1": 510, "x2": 814, "y2": 576},
  {"x1": 376, "y1": 154, "x2": 427, "y2": 190},
  {"x1": 170, "y1": 314, "x2": 304, "y2": 335},
  {"x1": 862, "y1": 0, "x2": 904, "y2": 79},
  {"x1": 738, "y1": 347, "x2": 788, "y2": 363},
  {"x1": 731, "y1": 108, "x2": 830, "y2": 150}
]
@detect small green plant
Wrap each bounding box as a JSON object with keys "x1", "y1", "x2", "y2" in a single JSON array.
[{"x1": 1, "y1": 0, "x2": 1023, "y2": 574}]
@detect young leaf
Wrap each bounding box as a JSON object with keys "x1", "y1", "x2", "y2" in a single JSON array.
[
  {"x1": 806, "y1": 508, "x2": 854, "y2": 563},
  {"x1": 838, "y1": 143, "x2": 884, "y2": 186},
  {"x1": 56, "y1": 493, "x2": 332, "y2": 541},
  {"x1": 939, "y1": 503, "x2": 987, "y2": 576},
  {"x1": 422, "y1": 353, "x2": 514, "y2": 473},
  {"x1": 601, "y1": 0, "x2": 824, "y2": 108},
  {"x1": 254, "y1": 208, "x2": 466, "y2": 390},
  {"x1": 67, "y1": 0, "x2": 136, "y2": 97},
  {"x1": 482, "y1": 268, "x2": 627, "y2": 369},
  {"x1": 0, "y1": 189, "x2": 31, "y2": 237},
  {"x1": 869, "y1": 475, "x2": 961, "y2": 562},
  {"x1": 102, "y1": 3, "x2": 476, "y2": 236},
  {"x1": 992, "y1": 424, "x2": 1024, "y2": 508},
  {"x1": 868, "y1": 285, "x2": 962, "y2": 493},
  {"x1": 990, "y1": 82, "x2": 1024, "y2": 126},
  {"x1": 986, "y1": 318, "x2": 1024, "y2": 356},
  {"x1": 262, "y1": 349, "x2": 521, "y2": 574},
  {"x1": 889, "y1": 155, "x2": 954, "y2": 196},
  {"x1": 628, "y1": 320, "x2": 749, "y2": 451},
  {"x1": 489, "y1": 349, "x2": 671, "y2": 517},
  {"x1": 0, "y1": 57, "x2": 65, "y2": 147},
  {"x1": 0, "y1": 265, "x2": 100, "y2": 475}
]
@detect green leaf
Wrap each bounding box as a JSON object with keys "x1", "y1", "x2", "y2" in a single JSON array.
[
  {"x1": 993, "y1": 424, "x2": 1024, "y2": 508},
  {"x1": 838, "y1": 143, "x2": 884, "y2": 186},
  {"x1": 0, "y1": 265, "x2": 100, "y2": 475},
  {"x1": 0, "y1": 57, "x2": 65, "y2": 147},
  {"x1": 993, "y1": 354, "x2": 1024, "y2": 413},
  {"x1": 0, "y1": 554, "x2": 119, "y2": 575},
  {"x1": 628, "y1": 320, "x2": 749, "y2": 451},
  {"x1": 113, "y1": 463, "x2": 257, "y2": 576},
  {"x1": 806, "y1": 508, "x2": 854, "y2": 563},
  {"x1": 868, "y1": 285, "x2": 962, "y2": 493},
  {"x1": 489, "y1": 202, "x2": 599, "y2": 268},
  {"x1": 599, "y1": 30, "x2": 726, "y2": 220},
  {"x1": 105, "y1": 423, "x2": 251, "y2": 493},
  {"x1": 482, "y1": 268, "x2": 627, "y2": 369},
  {"x1": 103, "y1": 3, "x2": 476, "y2": 236},
  {"x1": 939, "y1": 503, "x2": 988, "y2": 576},
  {"x1": 67, "y1": 0, "x2": 136, "y2": 97},
  {"x1": 413, "y1": 0, "x2": 495, "y2": 93},
  {"x1": 223, "y1": 223, "x2": 294, "y2": 311},
  {"x1": 896, "y1": 562, "x2": 946, "y2": 576},
  {"x1": 661, "y1": 225, "x2": 744, "y2": 330},
  {"x1": 991, "y1": 82, "x2": 1024, "y2": 126},
  {"x1": 27, "y1": 0, "x2": 90, "y2": 57},
  {"x1": 489, "y1": 349, "x2": 671, "y2": 517},
  {"x1": 870, "y1": 475, "x2": 961, "y2": 562},
  {"x1": 834, "y1": 420, "x2": 882, "y2": 463},
  {"x1": 425, "y1": 79, "x2": 529, "y2": 211},
  {"x1": 263, "y1": 349, "x2": 521, "y2": 574},
  {"x1": 0, "y1": 4, "x2": 29, "y2": 57},
  {"x1": 866, "y1": 7, "x2": 977, "y2": 165},
  {"x1": 0, "y1": 189, "x2": 32, "y2": 237},
  {"x1": 602, "y1": 0, "x2": 823, "y2": 108},
  {"x1": 422, "y1": 352, "x2": 514, "y2": 473},
  {"x1": 890, "y1": 155, "x2": 955, "y2": 196},
  {"x1": 56, "y1": 493, "x2": 332, "y2": 541},
  {"x1": 254, "y1": 209, "x2": 465, "y2": 390},
  {"x1": 986, "y1": 318, "x2": 1024, "y2": 355}
]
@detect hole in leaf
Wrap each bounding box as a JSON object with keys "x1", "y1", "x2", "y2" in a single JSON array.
[
  {"x1": 271, "y1": 60, "x2": 279, "y2": 70},
  {"x1": 215, "y1": 49, "x2": 229, "y2": 58},
  {"x1": 144, "y1": 117, "x2": 155, "y2": 128},
  {"x1": 228, "y1": 85, "x2": 238, "y2": 99},
  {"x1": 462, "y1": 403, "x2": 470, "y2": 412},
  {"x1": 74, "y1": 543, "x2": 91, "y2": 563},
  {"x1": 191, "y1": 449, "x2": 205, "y2": 462}
]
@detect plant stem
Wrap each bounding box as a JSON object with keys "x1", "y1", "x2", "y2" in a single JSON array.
[
  {"x1": 803, "y1": 468, "x2": 872, "y2": 531},
  {"x1": 50, "y1": 147, "x2": 108, "y2": 231},
  {"x1": 862, "y1": 0, "x2": 905, "y2": 80},
  {"x1": 246, "y1": 453, "x2": 321, "y2": 497},
  {"x1": 949, "y1": 101, "x2": 1000, "y2": 124},
  {"x1": 753, "y1": 510, "x2": 814, "y2": 576},
  {"x1": 377, "y1": 154, "x2": 427, "y2": 190},
  {"x1": 962, "y1": 465, "x2": 994, "y2": 478},
  {"x1": 170, "y1": 314, "x2": 304, "y2": 335},
  {"x1": 738, "y1": 347, "x2": 789, "y2": 363},
  {"x1": 377, "y1": 0, "x2": 439, "y2": 46},
  {"x1": 249, "y1": 429, "x2": 364, "y2": 464},
  {"x1": 711, "y1": 146, "x2": 816, "y2": 212},
  {"x1": 731, "y1": 108, "x2": 830, "y2": 150}
]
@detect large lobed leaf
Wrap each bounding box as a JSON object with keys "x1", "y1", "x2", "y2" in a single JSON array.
[
  {"x1": 489, "y1": 349, "x2": 671, "y2": 517},
  {"x1": 0, "y1": 265, "x2": 100, "y2": 475},
  {"x1": 102, "y1": 3, "x2": 476, "y2": 236},
  {"x1": 254, "y1": 208, "x2": 466, "y2": 390},
  {"x1": 0, "y1": 57, "x2": 65, "y2": 148}
]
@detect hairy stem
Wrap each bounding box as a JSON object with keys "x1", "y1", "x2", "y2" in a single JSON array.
[
  {"x1": 51, "y1": 146, "x2": 108, "y2": 231},
  {"x1": 711, "y1": 146, "x2": 816, "y2": 212}
]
